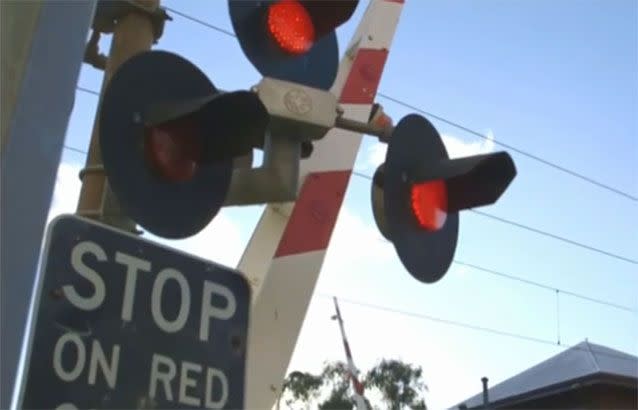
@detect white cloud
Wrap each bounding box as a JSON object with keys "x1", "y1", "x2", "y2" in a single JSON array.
[
  {"x1": 365, "y1": 130, "x2": 496, "y2": 170},
  {"x1": 367, "y1": 142, "x2": 388, "y2": 170},
  {"x1": 442, "y1": 130, "x2": 495, "y2": 159},
  {"x1": 47, "y1": 162, "x2": 83, "y2": 222},
  {"x1": 150, "y1": 213, "x2": 244, "y2": 268},
  {"x1": 47, "y1": 161, "x2": 245, "y2": 267},
  {"x1": 322, "y1": 206, "x2": 394, "y2": 274}
]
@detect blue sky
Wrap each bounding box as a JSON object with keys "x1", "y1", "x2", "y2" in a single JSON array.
[{"x1": 49, "y1": 0, "x2": 637, "y2": 408}]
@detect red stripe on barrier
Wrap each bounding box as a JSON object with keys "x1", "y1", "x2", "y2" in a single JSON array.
[
  {"x1": 339, "y1": 48, "x2": 389, "y2": 104},
  {"x1": 274, "y1": 170, "x2": 351, "y2": 258},
  {"x1": 386, "y1": 0, "x2": 405, "y2": 3},
  {"x1": 353, "y1": 378, "x2": 365, "y2": 395}
]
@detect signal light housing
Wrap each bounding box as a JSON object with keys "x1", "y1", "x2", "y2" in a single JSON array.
[
  {"x1": 229, "y1": 0, "x2": 358, "y2": 90},
  {"x1": 300, "y1": 1, "x2": 358, "y2": 39},
  {"x1": 372, "y1": 114, "x2": 517, "y2": 283},
  {"x1": 99, "y1": 50, "x2": 268, "y2": 239}
]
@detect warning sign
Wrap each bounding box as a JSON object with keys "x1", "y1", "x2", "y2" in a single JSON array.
[{"x1": 18, "y1": 215, "x2": 250, "y2": 409}]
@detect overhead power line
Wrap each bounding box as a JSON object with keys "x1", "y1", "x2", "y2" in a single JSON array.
[
  {"x1": 160, "y1": 6, "x2": 637, "y2": 203},
  {"x1": 62, "y1": 139, "x2": 638, "y2": 349},
  {"x1": 316, "y1": 293, "x2": 555, "y2": 346},
  {"x1": 63, "y1": 144, "x2": 88, "y2": 156},
  {"x1": 352, "y1": 170, "x2": 637, "y2": 265},
  {"x1": 376, "y1": 94, "x2": 637, "y2": 202},
  {"x1": 314, "y1": 293, "x2": 637, "y2": 363},
  {"x1": 77, "y1": 85, "x2": 99, "y2": 96},
  {"x1": 164, "y1": 7, "x2": 236, "y2": 37},
  {"x1": 61, "y1": 144, "x2": 638, "y2": 311},
  {"x1": 451, "y1": 260, "x2": 636, "y2": 312},
  {"x1": 469, "y1": 209, "x2": 638, "y2": 265},
  {"x1": 61, "y1": 142, "x2": 636, "y2": 328}
]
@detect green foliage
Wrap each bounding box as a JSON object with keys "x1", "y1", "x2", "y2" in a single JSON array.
[
  {"x1": 319, "y1": 362, "x2": 353, "y2": 409},
  {"x1": 283, "y1": 371, "x2": 323, "y2": 402},
  {"x1": 319, "y1": 388, "x2": 354, "y2": 410},
  {"x1": 281, "y1": 359, "x2": 428, "y2": 410},
  {"x1": 365, "y1": 359, "x2": 428, "y2": 410}
]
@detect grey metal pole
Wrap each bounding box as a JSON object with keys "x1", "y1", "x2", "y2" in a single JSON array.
[
  {"x1": 481, "y1": 377, "x2": 490, "y2": 409},
  {"x1": 0, "y1": 1, "x2": 96, "y2": 407}
]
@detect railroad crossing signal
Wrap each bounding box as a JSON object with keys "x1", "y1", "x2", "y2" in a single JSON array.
[
  {"x1": 229, "y1": 0, "x2": 359, "y2": 89},
  {"x1": 96, "y1": 0, "x2": 517, "y2": 282},
  {"x1": 99, "y1": 50, "x2": 268, "y2": 239},
  {"x1": 98, "y1": 1, "x2": 361, "y2": 239},
  {"x1": 371, "y1": 114, "x2": 517, "y2": 283}
]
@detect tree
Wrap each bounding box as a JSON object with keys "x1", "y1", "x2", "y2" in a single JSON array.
[
  {"x1": 280, "y1": 359, "x2": 428, "y2": 410},
  {"x1": 365, "y1": 359, "x2": 428, "y2": 410},
  {"x1": 319, "y1": 362, "x2": 354, "y2": 409},
  {"x1": 278, "y1": 370, "x2": 323, "y2": 410}
]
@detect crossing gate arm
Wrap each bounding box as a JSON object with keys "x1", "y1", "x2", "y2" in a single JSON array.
[{"x1": 238, "y1": 1, "x2": 406, "y2": 408}]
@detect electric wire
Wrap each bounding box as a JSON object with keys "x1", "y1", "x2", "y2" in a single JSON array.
[
  {"x1": 353, "y1": 170, "x2": 637, "y2": 265},
  {"x1": 62, "y1": 144, "x2": 89, "y2": 156},
  {"x1": 450, "y1": 260, "x2": 636, "y2": 313},
  {"x1": 469, "y1": 209, "x2": 638, "y2": 265},
  {"x1": 556, "y1": 290, "x2": 561, "y2": 345},
  {"x1": 315, "y1": 293, "x2": 637, "y2": 362},
  {"x1": 77, "y1": 8, "x2": 638, "y2": 263},
  {"x1": 164, "y1": 6, "x2": 237, "y2": 38},
  {"x1": 62, "y1": 143, "x2": 637, "y2": 313},
  {"x1": 62, "y1": 139, "x2": 638, "y2": 361},
  {"x1": 66, "y1": 7, "x2": 638, "y2": 368},
  {"x1": 77, "y1": 85, "x2": 99, "y2": 96},
  {"x1": 161, "y1": 6, "x2": 638, "y2": 202},
  {"x1": 376, "y1": 93, "x2": 637, "y2": 202},
  {"x1": 316, "y1": 292, "x2": 556, "y2": 345}
]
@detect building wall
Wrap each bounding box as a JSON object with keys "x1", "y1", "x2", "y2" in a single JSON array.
[
  {"x1": 592, "y1": 384, "x2": 637, "y2": 409},
  {"x1": 504, "y1": 384, "x2": 637, "y2": 410}
]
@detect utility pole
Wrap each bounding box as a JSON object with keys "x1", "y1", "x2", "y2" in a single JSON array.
[
  {"x1": 76, "y1": 0, "x2": 166, "y2": 230},
  {"x1": 332, "y1": 297, "x2": 368, "y2": 410}
]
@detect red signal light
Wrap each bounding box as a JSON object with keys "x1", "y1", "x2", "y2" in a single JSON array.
[
  {"x1": 267, "y1": 0, "x2": 315, "y2": 55},
  {"x1": 410, "y1": 180, "x2": 448, "y2": 231},
  {"x1": 145, "y1": 117, "x2": 202, "y2": 183}
]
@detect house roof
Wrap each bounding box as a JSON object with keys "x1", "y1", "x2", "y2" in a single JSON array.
[{"x1": 454, "y1": 340, "x2": 638, "y2": 409}]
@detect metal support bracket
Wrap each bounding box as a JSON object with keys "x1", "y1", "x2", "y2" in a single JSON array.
[
  {"x1": 224, "y1": 133, "x2": 300, "y2": 206},
  {"x1": 335, "y1": 115, "x2": 392, "y2": 141},
  {"x1": 78, "y1": 164, "x2": 104, "y2": 180},
  {"x1": 92, "y1": 0, "x2": 171, "y2": 43},
  {"x1": 84, "y1": 30, "x2": 107, "y2": 70},
  {"x1": 77, "y1": 164, "x2": 137, "y2": 233},
  {"x1": 254, "y1": 77, "x2": 394, "y2": 143},
  {"x1": 255, "y1": 77, "x2": 338, "y2": 142},
  {"x1": 100, "y1": 181, "x2": 139, "y2": 233},
  {"x1": 221, "y1": 80, "x2": 394, "y2": 207}
]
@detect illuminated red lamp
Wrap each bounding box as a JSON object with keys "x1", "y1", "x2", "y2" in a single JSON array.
[
  {"x1": 145, "y1": 117, "x2": 202, "y2": 182},
  {"x1": 410, "y1": 180, "x2": 448, "y2": 231},
  {"x1": 267, "y1": 0, "x2": 316, "y2": 55}
]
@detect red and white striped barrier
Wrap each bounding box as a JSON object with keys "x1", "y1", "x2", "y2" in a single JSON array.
[{"x1": 241, "y1": 1, "x2": 406, "y2": 408}]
